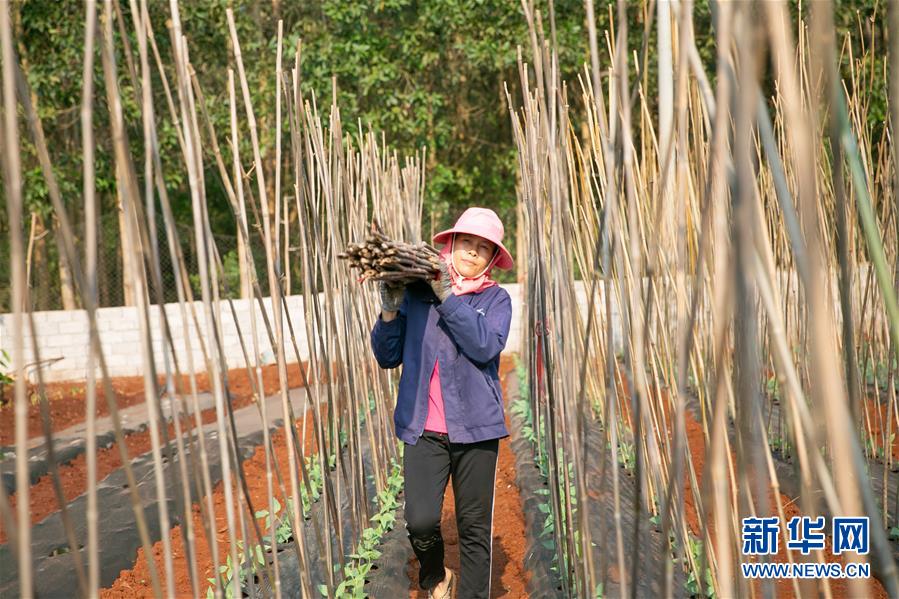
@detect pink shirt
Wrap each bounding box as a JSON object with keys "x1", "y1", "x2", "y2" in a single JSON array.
[{"x1": 423, "y1": 358, "x2": 448, "y2": 434}]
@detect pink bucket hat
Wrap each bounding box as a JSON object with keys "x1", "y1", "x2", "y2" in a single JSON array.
[{"x1": 432, "y1": 207, "x2": 514, "y2": 270}]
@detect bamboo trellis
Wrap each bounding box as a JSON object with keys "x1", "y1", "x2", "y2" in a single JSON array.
[
  {"x1": 512, "y1": 0, "x2": 899, "y2": 597},
  {"x1": 0, "y1": 1, "x2": 426, "y2": 597},
  {"x1": 4, "y1": 0, "x2": 899, "y2": 597}
]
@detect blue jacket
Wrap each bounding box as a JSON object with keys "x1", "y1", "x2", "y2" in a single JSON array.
[{"x1": 370, "y1": 281, "x2": 512, "y2": 445}]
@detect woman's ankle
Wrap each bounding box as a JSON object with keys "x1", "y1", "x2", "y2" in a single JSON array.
[{"x1": 432, "y1": 567, "x2": 451, "y2": 590}]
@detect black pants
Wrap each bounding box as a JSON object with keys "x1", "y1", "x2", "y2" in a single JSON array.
[{"x1": 403, "y1": 431, "x2": 499, "y2": 599}]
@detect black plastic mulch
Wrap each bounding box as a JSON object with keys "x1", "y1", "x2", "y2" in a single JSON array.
[
  {"x1": 0, "y1": 423, "x2": 266, "y2": 597},
  {"x1": 507, "y1": 373, "x2": 566, "y2": 599},
  {"x1": 363, "y1": 502, "x2": 415, "y2": 598},
  {"x1": 508, "y1": 369, "x2": 688, "y2": 598},
  {"x1": 250, "y1": 432, "x2": 395, "y2": 598},
  {"x1": 695, "y1": 394, "x2": 899, "y2": 591},
  {"x1": 582, "y1": 417, "x2": 688, "y2": 597}
]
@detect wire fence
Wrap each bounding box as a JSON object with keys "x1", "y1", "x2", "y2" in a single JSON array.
[{"x1": 0, "y1": 209, "x2": 272, "y2": 313}]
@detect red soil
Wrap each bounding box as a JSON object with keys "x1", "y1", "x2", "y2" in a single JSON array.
[
  {"x1": 101, "y1": 406, "x2": 320, "y2": 598},
  {"x1": 4, "y1": 417, "x2": 205, "y2": 544},
  {"x1": 0, "y1": 377, "x2": 148, "y2": 446},
  {"x1": 24, "y1": 349, "x2": 884, "y2": 597},
  {"x1": 603, "y1": 364, "x2": 885, "y2": 597},
  {"x1": 682, "y1": 410, "x2": 887, "y2": 598},
  {"x1": 861, "y1": 393, "x2": 899, "y2": 462},
  {"x1": 406, "y1": 357, "x2": 530, "y2": 598},
  {"x1": 4, "y1": 363, "x2": 312, "y2": 543},
  {"x1": 0, "y1": 362, "x2": 313, "y2": 445},
  {"x1": 100, "y1": 356, "x2": 530, "y2": 598}
]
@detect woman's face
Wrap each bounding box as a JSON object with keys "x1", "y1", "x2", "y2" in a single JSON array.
[{"x1": 452, "y1": 233, "x2": 497, "y2": 277}]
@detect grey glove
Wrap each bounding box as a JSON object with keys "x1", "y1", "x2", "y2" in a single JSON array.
[
  {"x1": 379, "y1": 280, "x2": 405, "y2": 312},
  {"x1": 429, "y1": 261, "x2": 452, "y2": 302}
]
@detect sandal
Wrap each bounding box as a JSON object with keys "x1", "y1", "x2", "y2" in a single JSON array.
[{"x1": 427, "y1": 569, "x2": 455, "y2": 599}]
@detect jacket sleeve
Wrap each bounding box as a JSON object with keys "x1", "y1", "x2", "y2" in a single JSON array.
[
  {"x1": 435, "y1": 288, "x2": 512, "y2": 366},
  {"x1": 370, "y1": 297, "x2": 407, "y2": 369}
]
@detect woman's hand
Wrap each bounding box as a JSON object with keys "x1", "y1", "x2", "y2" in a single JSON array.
[
  {"x1": 379, "y1": 281, "x2": 405, "y2": 318},
  {"x1": 430, "y1": 261, "x2": 452, "y2": 303}
]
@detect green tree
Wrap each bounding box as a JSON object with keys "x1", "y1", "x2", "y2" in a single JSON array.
[{"x1": 1, "y1": 0, "x2": 885, "y2": 308}]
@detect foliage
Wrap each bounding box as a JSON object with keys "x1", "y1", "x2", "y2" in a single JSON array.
[
  {"x1": 765, "y1": 374, "x2": 781, "y2": 400},
  {"x1": 205, "y1": 542, "x2": 266, "y2": 599},
  {"x1": 0, "y1": 349, "x2": 12, "y2": 409},
  {"x1": 253, "y1": 497, "x2": 294, "y2": 547},
  {"x1": 203, "y1": 430, "x2": 398, "y2": 598},
  {"x1": 203, "y1": 448, "x2": 331, "y2": 598},
  {"x1": 318, "y1": 458, "x2": 404, "y2": 598},
  {"x1": 616, "y1": 435, "x2": 636, "y2": 473},
  {"x1": 513, "y1": 359, "x2": 584, "y2": 588},
  {"x1": 769, "y1": 435, "x2": 792, "y2": 460},
  {"x1": 0, "y1": 349, "x2": 13, "y2": 386},
  {"x1": 864, "y1": 432, "x2": 894, "y2": 462},
  {"x1": 0, "y1": 0, "x2": 888, "y2": 308},
  {"x1": 510, "y1": 366, "x2": 547, "y2": 475},
  {"x1": 301, "y1": 456, "x2": 324, "y2": 516},
  {"x1": 0, "y1": 0, "x2": 591, "y2": 309},
  {"x1": 683, "y1": 536, "x2": 715, "y2": 598},
  {"x1": 218, "y1": 249, "x2": 244, "y2": 300},
  {"x1": 863, "y1": 356, "x2": 899, "y2": 392}
]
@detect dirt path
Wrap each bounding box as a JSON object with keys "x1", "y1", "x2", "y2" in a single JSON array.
[
  {"x1": 0, "y1": 377, "x2": 148, "y2": 445},
  {"x1": 405, "y1": 357, "x2": 530, "y2": 598}
]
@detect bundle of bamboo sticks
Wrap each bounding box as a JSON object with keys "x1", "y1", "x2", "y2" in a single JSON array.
[{"x1": 338, "y1": 223, "x2": 441, "y2": 283}]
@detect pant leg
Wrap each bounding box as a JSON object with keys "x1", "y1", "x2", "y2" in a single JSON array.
[
  {"x1": 404, "y1": 432, "x2": 452, "y2": 590},
  {"x1": 450, "y1": 438, "x2": 499, "y2": 599}
]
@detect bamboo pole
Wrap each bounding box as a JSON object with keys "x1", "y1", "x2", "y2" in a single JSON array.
[
  {"x1": 226, "y1": 9, "x2": 314, "y2": 596},
  {"x1": 513, "y1": 1, "x2": 899, "y2": 597},
  {"x1": 81, "y1": 0, "x2": 99, "y2": 594},
  {"x1": 1, "y1": 2, "x2": 31, "y2": 594},
  {"x1": 100, "y1": 0, "x2": 177, "y2": 593}
]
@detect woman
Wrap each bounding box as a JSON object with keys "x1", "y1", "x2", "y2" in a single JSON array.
[{"x1": 370, "y1": 207, "x2": 514, "y2": 599}]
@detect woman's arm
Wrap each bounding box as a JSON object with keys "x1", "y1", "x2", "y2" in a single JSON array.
[
  {"x1": 436, "y1": 289, "x2": 512, "y2": 366},
  {"x1": 371, "y1": 300, "x2": 407, "y2": 368}
]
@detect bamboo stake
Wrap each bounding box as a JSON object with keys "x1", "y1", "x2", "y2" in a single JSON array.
[
  {"x1": 101, "y1": 0, "x2": 177, "y2": 592},
  {"x1": 1, "y1": 3, "x2": 31, "y2": 593},
  {"x1": 81, "y1": 0, "x2": 99, "y2": 594},
  {"x1": 226, "y1": 9, "x2": 314, "y2": 596},
  {"x1": 10, "y1": 6, "x2": 165, "y2": 597}
]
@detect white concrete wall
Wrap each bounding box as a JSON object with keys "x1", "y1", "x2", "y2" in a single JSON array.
[
  {"x1": 0, "y1": 283, "x2": 550, "y2": 383},
  {"x1": 508, "y1": 279, "x2": 625, "y2": 355},
  {"x1": 1, "y1": 264, "x2": 885, "y2": 383},
  {"x1": 0, "y1": 295, "x2": 308, "y2": 383}
]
